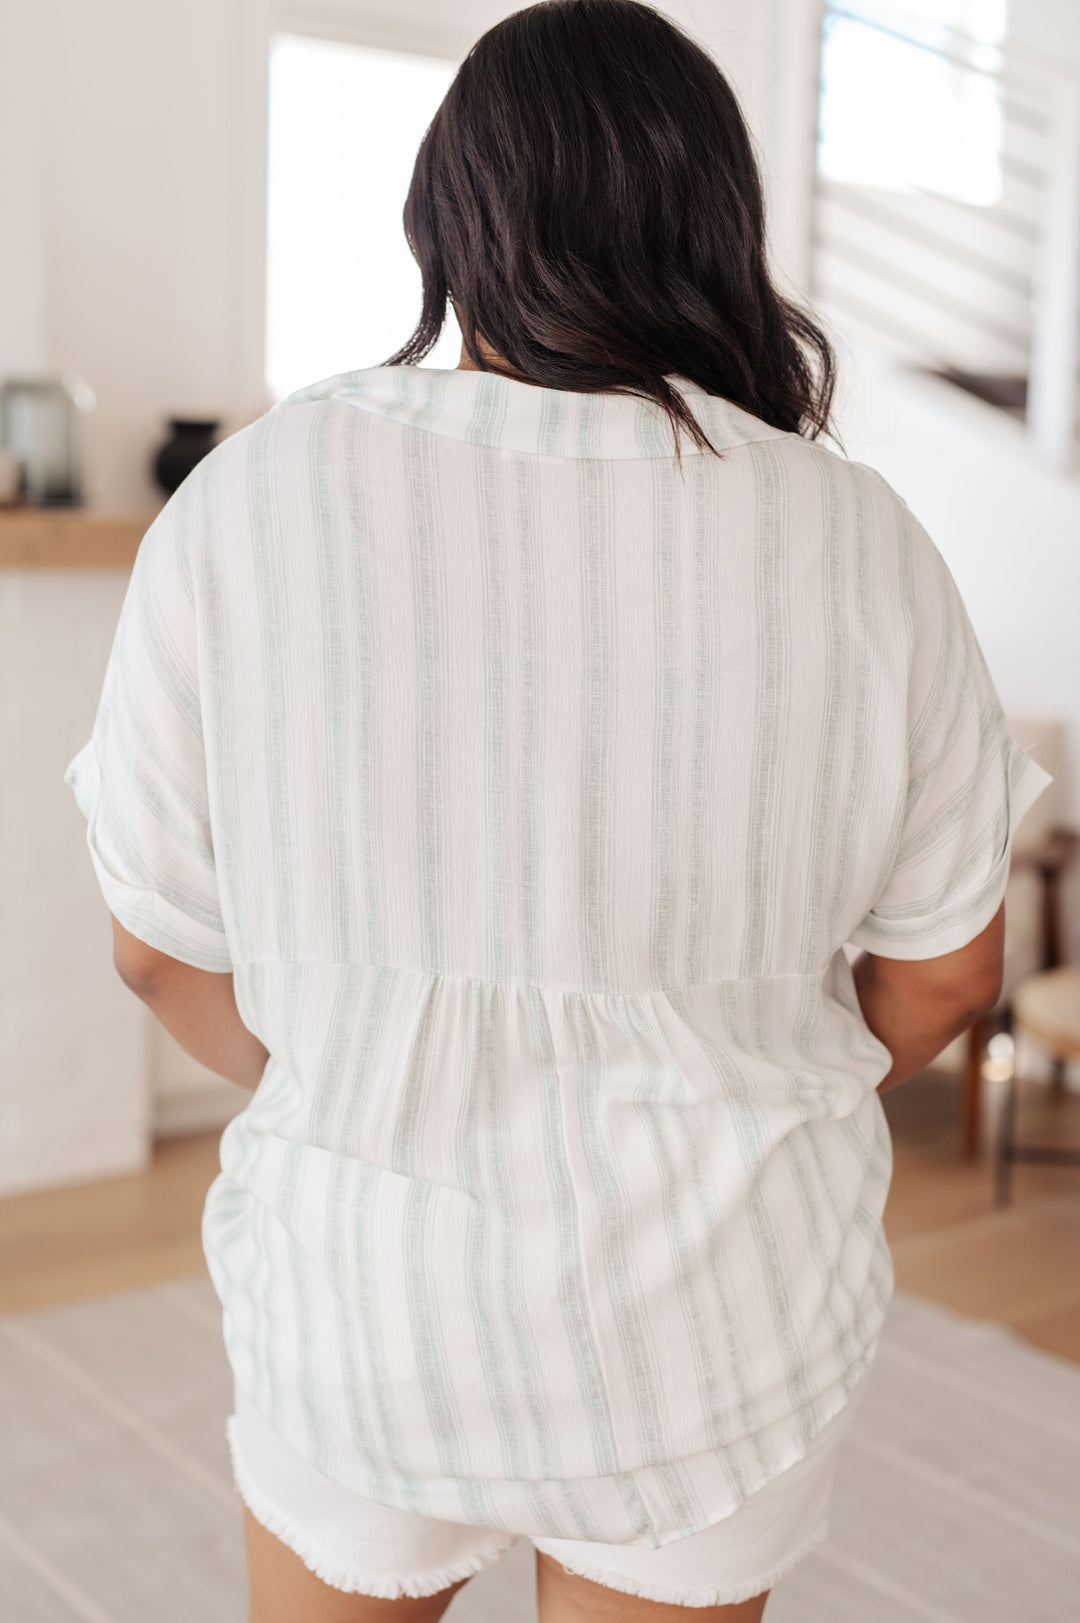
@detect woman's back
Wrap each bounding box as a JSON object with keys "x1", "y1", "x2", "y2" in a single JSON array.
[
  {"x1": 171, "y1": 363, "x2": 990, "y2": 984},
  {"x1": 66, "y1": 360, "x2": 1047, "y2": 1543}
]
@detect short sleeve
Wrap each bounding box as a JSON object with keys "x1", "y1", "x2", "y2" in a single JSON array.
[
  {"x1": 848, "y1": 522, "x2": 1052, "y2": 961},
  {"x1": 64, "y1": 482, "x2": 232, "y2": 972}
]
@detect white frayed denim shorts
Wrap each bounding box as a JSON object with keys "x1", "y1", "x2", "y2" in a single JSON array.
[{"x1": 227, "y1": 1373, "x2": 867, "y2": 1610}]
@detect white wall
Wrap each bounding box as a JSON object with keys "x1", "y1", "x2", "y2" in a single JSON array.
[
  {"x1": 0, "y1": 570, "x2": 149, "y2": 1195},
  {"x1": 31, "y1": 0, "x2": 271, "y2": 510},
  {"x1": 0, "y1": 0, "x2": 272, "y2": 510},
  {"x1": 1010, "y1": 0, "x2": 1080, "y2": 70},
  {"x1": 0, "y1": 556, "x2": 251, "y2": 1194},
  {"x1": 833, "y1": 342, "x2": 1080, "y2": 958},
  {"x1": 0, "y1": 5, "x2": 45, "y2": 375}
]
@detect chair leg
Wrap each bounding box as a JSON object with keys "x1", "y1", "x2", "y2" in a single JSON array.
[
  {"x1": 1049, "y1": 1056, "x2": 1068, "y2": 1098},
  {"x1": 962, "y1": 1017, "x2": 985, "y2": 1160}
]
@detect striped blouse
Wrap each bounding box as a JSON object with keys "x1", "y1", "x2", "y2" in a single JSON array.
[{"x1": 65, "y1": 366, "x2": 1050, "y2": 1548}]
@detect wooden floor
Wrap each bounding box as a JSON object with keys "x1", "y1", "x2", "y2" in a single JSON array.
[
  {"x1": 882, "y1": 1070, "x2": 1080, "y2": 1363},
  {"x1": 2, "y1": 1069, "x2": 1079, "y2": 1361}
]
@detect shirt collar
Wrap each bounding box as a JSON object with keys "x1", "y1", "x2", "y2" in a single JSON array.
[{"x1": 284, "y1": 365, "x2": 792, "y2": 460}]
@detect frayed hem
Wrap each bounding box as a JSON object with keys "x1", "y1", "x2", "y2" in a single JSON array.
[
  {"x1": 225, "y1": 1415, "x2": 517, "y2": 1599},
  {"x1": 531, "y1": 1518, "x2": 830, "y2": 1608}
]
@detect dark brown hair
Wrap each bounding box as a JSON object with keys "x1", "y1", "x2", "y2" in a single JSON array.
[{"x1": 387, "y1": 0, "x2": 837, "y2": 456}]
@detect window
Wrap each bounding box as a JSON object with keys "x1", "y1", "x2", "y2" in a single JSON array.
[
  {"x1": 818, "y1": 0, "x2": 1009, "y2": 206},
  {"x1": 266, "y1": 34, "x2": 460, "y2": 402}
]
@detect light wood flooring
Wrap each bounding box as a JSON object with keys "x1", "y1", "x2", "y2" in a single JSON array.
[
  {"x1": 2, "y1": 1070, "x2": 1079, "y2": 1361},
  {"x1": 882, "y1": 1070, "x2": 1080, "y2": 1362}
]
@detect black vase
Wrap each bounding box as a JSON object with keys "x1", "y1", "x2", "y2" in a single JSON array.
[{"x1": 152, "y1": 419, "x2": 220, "y2": 496}]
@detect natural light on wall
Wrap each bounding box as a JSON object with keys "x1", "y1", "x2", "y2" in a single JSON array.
[
  {"x1": 266, "y1": 35, "x2": 461, "y2": 402},
  {"x1": 818, "y1": 0, "x2": 1009, "y2": 206}
]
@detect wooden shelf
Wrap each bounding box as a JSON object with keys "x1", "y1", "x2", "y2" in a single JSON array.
[{"x1": 0, "y1": 508, "x2": 158, "y2": 569}]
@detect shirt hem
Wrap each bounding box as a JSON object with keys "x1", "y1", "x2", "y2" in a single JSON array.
[{"x1": 223, "y1": 1333, "x2": 882, "y2": 1549}]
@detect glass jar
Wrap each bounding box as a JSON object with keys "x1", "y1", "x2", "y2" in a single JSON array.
[{"x1": 0, "y1": 373, "x2": 96, "y2": 506}]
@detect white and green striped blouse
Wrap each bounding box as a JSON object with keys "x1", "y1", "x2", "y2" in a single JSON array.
[{"x1": 65, "y1": 366, "x2": 1050, "y2": 1548}]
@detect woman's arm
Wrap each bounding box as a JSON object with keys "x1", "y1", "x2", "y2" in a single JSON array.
[
  {"x1": 852, "y1": 901, "x2": 1005, "y2": 1094},
  {"x1": 110, "y1": 915, "x2": 269, "y2": 1091}
]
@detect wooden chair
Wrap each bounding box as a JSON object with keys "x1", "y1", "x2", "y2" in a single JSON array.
[
  {"x1": 961, "y1": 820, "x2": 1080, "y2": 1201},
  {"x1": 993, "y1": 962, "x2": 1080, "y2": 1205},
  {"x1": 961, "y1": 826, "x2": 1079, "y2": 1158}
]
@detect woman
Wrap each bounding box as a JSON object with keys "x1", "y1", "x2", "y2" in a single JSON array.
[{"x1": 66, "y1": 1, "x2": 1049, "y2": 1618}]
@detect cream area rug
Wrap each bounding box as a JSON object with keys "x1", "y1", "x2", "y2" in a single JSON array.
[{"x1": 0, "y1": 1278, "x2": 1077, "y2": 1622}]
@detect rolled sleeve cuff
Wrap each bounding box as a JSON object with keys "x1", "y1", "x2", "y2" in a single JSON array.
[
  {"x1": 847, "y1": 744, "x2": 1054, "y2": 962},
  {"x1": 65, "y1": 740, "x2": 233, "y2": 974}
]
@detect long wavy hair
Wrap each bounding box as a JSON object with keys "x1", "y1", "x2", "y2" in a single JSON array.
[{"x1": 386, "y1": 0, "x2": 837, "y2": 458}]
